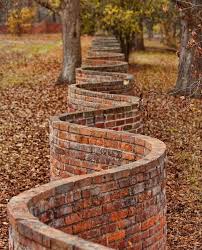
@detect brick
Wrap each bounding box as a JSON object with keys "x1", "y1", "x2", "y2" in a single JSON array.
[
  {"x1": 65, "y1": 213, "x2": 81, "y2": 225},
  {"x1": 82, "y1": 207, "x2": 102, "y2": 219},
  {"x1": 79, "y1": 228, "x2": 101, "y2": 240},
  {"x1": 122, "y1": 152, "x2": 136, "y2": 161},
  {"x1": 100, "y1": 223, "x2": 117, "y2": 235},
  {"x1": 132, "y1": 183, "x2": 145, "y2": 195},
  {"x1": 110, "y1": 209, "x2": 128, "y2": 222},
  {"x1": 73, "y1": 220, "x2": 92, "y2": 234},
  {"x1": 107, "y1": 230, "x2": 125, "y2": 243},
  {"x1": 141, "y1": 215, "x2": 159, "y2": 231}
]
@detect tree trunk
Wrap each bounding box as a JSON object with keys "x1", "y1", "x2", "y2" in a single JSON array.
[
  {"x1": 135, "y1": 33, "x2": 145, "y2": 51},
  {"x1": 125, "y1": 38, "x2": 131, "y2": 62},
  {"x1": 147, "y1": 20, "x2": 153, "y2": 40},
  {"x1": 57, "y1": 0, "x2": 81, "y2": 84},
  {"x1": 173, "y1": 17, "x2": 202, "y2": 97},
  {"x1": 133, "y1": 21, "x2": 145, "y2": 51},
  {"x1": 119, "y1": 36, "x2": 131, "y2": 62},
  {"x1": 161, "y1": 21, "x2": 177, "y2": 48}
]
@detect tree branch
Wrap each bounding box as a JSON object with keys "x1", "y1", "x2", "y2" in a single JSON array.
[
  {"x1": 34, "y1": 0, "x2": 60, "y2": 13},
  {"x1": 0, "y1": 0, "x2": 9, "y2": 10}
]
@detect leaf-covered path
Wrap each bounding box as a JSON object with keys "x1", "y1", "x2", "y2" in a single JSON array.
[{"x1": 0, "y1": 35, "x2": 201, "y2": 249}]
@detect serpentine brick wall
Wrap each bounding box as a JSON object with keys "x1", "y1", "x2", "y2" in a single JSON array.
[{"x1": 8, "y1": 36, "x2": 167, "y2": 250}]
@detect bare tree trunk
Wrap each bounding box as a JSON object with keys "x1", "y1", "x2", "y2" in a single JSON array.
[
  {"x1": 57, "y1": 0, "x2": 81, "y2": 84},
  {"x1": 133, "y1": 20, "x2": 145, "y2": 51},
  {"x1": 135, "y1": 33, "x2": 145, "y2": 51},
  {"x1": 173, "y1": 18, "x2": 202, "y2": 97},
  {"x1": 146, "y1": 20, "x2": 153, "y2": 40},
  {"x1": 119, "y1": 35, "x2": 133, "y2": 62}
]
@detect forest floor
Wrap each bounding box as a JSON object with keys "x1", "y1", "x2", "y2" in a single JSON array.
[{"x1": 0, "y1": 34, "x2": 201, "y2": 249}]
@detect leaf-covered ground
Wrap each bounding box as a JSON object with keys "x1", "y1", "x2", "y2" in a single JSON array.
[
  {"x1": 130, "y1": 46, "x2": 202, "y2": 249},
  {"x1": 0, "y1": 35, "x2": 201, "y2": 249}
]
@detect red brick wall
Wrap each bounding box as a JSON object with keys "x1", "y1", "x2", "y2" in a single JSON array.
[
  {"x1": 87, "y1": 53, "x2": 125, "y2": 62},
  {"x1": 47, "y1": 23, "x2": 62, "y2": 33},
  {"x1": 8, "y1": 134, "x2": 166, "y2": 250},
  {"x1": 90, "y1": 45, "x2": 122, "y2": 53},
  {"x1": 8, "y1": 36, "x2": 167, "y2": 250},
  {"x1": 0, "y1": 22, "x2": 62, "y2": 34},
  {"x1": 50, "y1": 39, "x2": 142, "y2": 180},
  {"x1": 0, "y1": 25, "x2": 7, "y2": 34},
  {"x1": 31, "y1": 21, "x2": 62, "y2": 34}
]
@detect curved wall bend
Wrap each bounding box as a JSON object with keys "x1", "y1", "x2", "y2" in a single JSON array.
[{"x1": 8, "y1": 36, "x2": 167, "y2": 250}]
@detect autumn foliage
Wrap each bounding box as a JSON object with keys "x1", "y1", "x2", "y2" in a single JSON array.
[{"x1": 7, "y1": 7, "x2": 36, "y2": 35}]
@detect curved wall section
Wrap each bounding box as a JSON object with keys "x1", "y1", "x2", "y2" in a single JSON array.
[
  {"x1": 51, "y1": 36, "x2": 143, "y2": 180},
  {"x1": 87, "y1": 52, "x2": 125, "y2": 62},
  {"x1": 8, "y1": 36, "x2": 167, "y2": 250},
  {"x1": 8, "y1": 134, "x2": 166, "y2": 250}
]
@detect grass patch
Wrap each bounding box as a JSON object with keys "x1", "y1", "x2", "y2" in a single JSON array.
[
  {"x1": 0, "y1": 37, "x2": 62, "y2": 88},
  {"x1": 129, "y1": 47, "x2": 178, "y2": 92}
]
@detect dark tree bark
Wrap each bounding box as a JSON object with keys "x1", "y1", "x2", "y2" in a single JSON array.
[
  {"x1": 175, "y1": 19, "x2": 194, "y2": 94},
  {"x1": 137, "y1": 20, "x2": 145, "y2": 50},
  {"x1": 173, "y1": 0, "x2": 202, "y2": 97},
  {"x1": 119, "y1": 35, "x2": 133, "y2": 62},
  {"x1": 133, "y1": 20, "x2": 145, "y2": 51},
  {"x1": 57, "y1": 0, "x2": 81, "y2": 84},
  {"x1": 134, "y1": 33, "x2": 145, "y2": 51},
  {"x1": 146, "y1": 20, "x2": 153, "y2": 40},
  {"x1": 34, "y1": 0, "x2": 82, "y2": 85}
]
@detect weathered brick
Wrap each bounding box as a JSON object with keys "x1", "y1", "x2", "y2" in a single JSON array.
[
  {"x1": 110, "y1": 209, "x2": 128, "y2": 222},
  {"x1": 107, "y1": 230, "x2": 125, "y2": 243},
  {"x1": 65, "y1": 213, "x2": 81, "y2": 225}
]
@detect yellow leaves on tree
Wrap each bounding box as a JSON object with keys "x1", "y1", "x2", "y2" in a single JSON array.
[
  {"x1": 102, "y1": 4, "x2": 140, "y2": 40},
  {"x1": 49, "y1": 0, "x2": 61, "y2": 10},
  {"x1": 7, "y1": 7, "x2": 36, "y2": 35}
]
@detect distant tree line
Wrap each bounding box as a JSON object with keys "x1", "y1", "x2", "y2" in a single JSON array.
[
  {"x1": 0, "y1": 0, "x2": 59, "y2": 25},
  {"x1": 0, "y1": 0, "x2": 201, "y2": 97}
]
